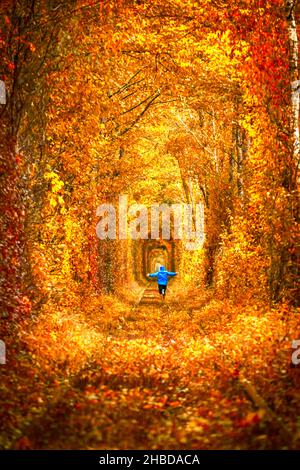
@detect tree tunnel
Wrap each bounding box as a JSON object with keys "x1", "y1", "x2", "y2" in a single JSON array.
[
  {"x1": 1, "y1": 0, "x2": 299, "y2": 453},
  {"x1": 1, "y1": 0, "x2": 295, "y2": 314},
  {"x1": 132, "y1": 238, "x2": 179, "y2": 284}
]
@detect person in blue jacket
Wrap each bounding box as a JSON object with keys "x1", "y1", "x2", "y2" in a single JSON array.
[{"x1": 147, "y1": 266, "x2": 177, "y2": 299}]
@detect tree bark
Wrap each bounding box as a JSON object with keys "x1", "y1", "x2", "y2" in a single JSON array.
[{"x1": 285, "y1": 0, "x2": 300, "y2": 185}]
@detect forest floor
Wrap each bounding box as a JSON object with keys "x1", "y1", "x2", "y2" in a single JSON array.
[{"x1": 1, "y1": 287, "x2": 300, "y2": 450}]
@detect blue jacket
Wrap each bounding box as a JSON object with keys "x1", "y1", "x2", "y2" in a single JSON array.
[{"x1": 148, "y1": 266, "x2": 177, "y2": 285}]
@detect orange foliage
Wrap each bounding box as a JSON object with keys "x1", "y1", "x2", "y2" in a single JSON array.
[{"x1": 0, "y1": 0, "x2": 299, "y2": 451}]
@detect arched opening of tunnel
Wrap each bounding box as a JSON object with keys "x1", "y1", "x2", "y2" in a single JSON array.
[{"x1": 132, "y1": 238, "x2": 179, "y2": 284}]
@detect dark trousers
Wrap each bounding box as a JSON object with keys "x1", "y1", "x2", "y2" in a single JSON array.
[{"x1": 158, "y1": 284, "x2": 167, "y2": 295}]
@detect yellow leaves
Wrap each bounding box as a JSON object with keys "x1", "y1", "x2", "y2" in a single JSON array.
[
  {"x1": 64, "y1": 217, "x2": 79, "y2": 244},
  {"x1": 48, "y1": 193, "x2": 64, "y2": 209},
  {"x1": 49, "y1": 197, "x2": 57, "y2": 208},
  {"x1": 179, "y1": 61, "x2": 191, "y2": 68},
  {"x1": 192, "y1": 30, "x2": 245, "y2": 80},
  {"x1": 44, "y1": 171, "x2": 65, "y2": 210},
  {"x1": 52, "y1": 180, "x2": 64, "y2": 193},
  {"x1": 44, "y1": 171, "x2": 56, "y2": 180},
  {"x1": 62, "y1": 249, "x2": 70, "y2": 277},
  {"x1": 186, "y1": 416, "x2": 210, "y2": 434},
  {"x1": 50, "y1": 332, "x2": 57, "y2": 341}
]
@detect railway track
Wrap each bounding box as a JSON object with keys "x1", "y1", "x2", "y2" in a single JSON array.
[
  {"x1": 137, "y1": 284, "x2": 175, "y2": 306},
  {"x1": 133, "y1": 288, "x2": 294, "y2": 447},
  {"x1": 138, "y1": 287, "x2": 162, "y2": 305}
]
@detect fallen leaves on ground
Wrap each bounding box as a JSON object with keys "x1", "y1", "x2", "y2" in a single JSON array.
[{"x1": 1, "y1": 292, "x2": 299, "y2": 450}]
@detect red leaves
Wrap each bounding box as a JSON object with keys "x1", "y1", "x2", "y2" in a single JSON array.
[
  {"x1": 15, "y1": 154, "x2": 21, "y2": 165},
  {"x1": 169, "y1": 400, "x2": 181, "y2": 407},
  {"x1": 239, "y1": 410, "x2": 265, "y2": 428},
  {"x1": 15, "y1": 436, "x2": 33, "y2": 450},
  {"x1": 7, "y1": 61, "x2": 14, "y2": 71},
  {"x1": 19, "y1": 296, "x2": 32, "y2": 316}
]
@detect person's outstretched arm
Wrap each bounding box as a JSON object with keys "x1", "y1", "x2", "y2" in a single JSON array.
[
  {"x1": 147, "y1": 272, "x2": 158, "y2": 278},
  {"x1": 166, "y1": 271, "x2": 177, "y2": 277}
]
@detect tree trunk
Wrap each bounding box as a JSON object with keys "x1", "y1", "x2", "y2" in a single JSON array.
[{"x1": 285, "y1": 0, "x2": 300, "y2": 186}]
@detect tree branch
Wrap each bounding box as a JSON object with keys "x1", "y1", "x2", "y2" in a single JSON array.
[{"x1": 118, "y1": 90, "x2": 161, "y2": 136}]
